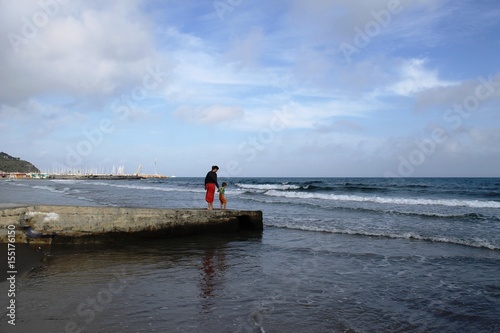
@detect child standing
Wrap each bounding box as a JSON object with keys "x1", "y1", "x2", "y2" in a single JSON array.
[{"x1": 219, "y1": 182, "x2": 227, "y2": 209}]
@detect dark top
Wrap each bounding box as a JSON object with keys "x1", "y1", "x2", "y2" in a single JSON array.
[{"x1": 204, "y1": 171, "x2": 219, "y2": 188}]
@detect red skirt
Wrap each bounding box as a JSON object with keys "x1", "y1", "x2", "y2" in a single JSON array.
[{"x1": 205, "y1": 183, "x2": 216, "y2": 203}]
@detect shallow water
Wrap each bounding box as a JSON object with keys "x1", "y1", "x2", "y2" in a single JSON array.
[
  {"x1": 1, "y1": 230, "x2": 499, "y2": 332},
  {"x1": 1, "y1": 177, "x2": 499, "y2": 332}
]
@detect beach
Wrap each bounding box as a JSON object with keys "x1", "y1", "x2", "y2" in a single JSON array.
[{"x1": 1, "y1": 177, "x2": 499, "y2": 332}]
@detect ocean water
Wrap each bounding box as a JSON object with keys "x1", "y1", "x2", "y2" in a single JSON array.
[{"x1": 1, "y1": 177, "x2": 499, "y2": 332}]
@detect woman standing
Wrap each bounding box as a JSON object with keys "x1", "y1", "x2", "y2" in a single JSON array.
[{"x1": 204, "y1": 165, "x2": 219, "y2": 210}]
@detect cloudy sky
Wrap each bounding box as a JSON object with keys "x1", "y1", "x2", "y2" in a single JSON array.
[{"x1": 1, "y1": 0, "x2": 499, "y2": 177}]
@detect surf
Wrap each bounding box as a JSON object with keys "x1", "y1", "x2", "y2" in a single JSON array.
[{"x1": 263, "y1": 190, "x2": 500, "y2": 209}]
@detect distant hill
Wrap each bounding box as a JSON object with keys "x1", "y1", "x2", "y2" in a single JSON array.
[{"x1": 0, "y1": 152, "x2": 40, "y2": 173}]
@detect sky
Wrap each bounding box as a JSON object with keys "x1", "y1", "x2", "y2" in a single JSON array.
[{"x1": 1, "y1": 0, "x2": 499, "y2": 177}]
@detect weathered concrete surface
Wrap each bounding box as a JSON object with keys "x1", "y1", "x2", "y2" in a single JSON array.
[{"x1": 0, "y1": 205, "x2": 263, "y2": 244}]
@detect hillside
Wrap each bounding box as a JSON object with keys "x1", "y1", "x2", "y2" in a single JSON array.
[{"x1": 0, "y1": 152, "x2": 40, "y2": 173}]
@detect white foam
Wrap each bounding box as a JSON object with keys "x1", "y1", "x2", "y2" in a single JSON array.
[
  {"x1": 267, "y1": 223, "x2": 499, "y2": 250},
  {"x1": 50, "y1": 179, "x2": 81, "y2": 184},
  {"x1": 32, "y1": 185, "x2": 66, "y2": 194},
  {"x1": 87, "y1": 182, "x2": 206, "y2": 193},
  {"x1": 264, "y1": 190, "x2": 500, "y2": 209},
  {"x1": 236, "y1": 183, "x2": 301, "y2": 191}
]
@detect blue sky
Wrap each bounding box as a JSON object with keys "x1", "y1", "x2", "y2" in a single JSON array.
[{"x1": 1, "y1": 0, "x2": 499, "y2": 177}]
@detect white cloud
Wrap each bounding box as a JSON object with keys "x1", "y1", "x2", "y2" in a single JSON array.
[
  {"x1": 387, "y1": 58, "x2": 456, "y2": 96},
  {"x1": 0, "y1": 0, "x2": 160, "y2": 105}
]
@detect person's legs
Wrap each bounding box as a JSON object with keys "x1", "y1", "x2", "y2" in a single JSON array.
[{"x1": 220, "y1": 195, "x2": 226, "y2": 209}]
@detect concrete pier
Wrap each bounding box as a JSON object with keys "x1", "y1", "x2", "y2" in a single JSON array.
[{"x1": 0, "y1": 205, "x2": 263, "y2": 244}]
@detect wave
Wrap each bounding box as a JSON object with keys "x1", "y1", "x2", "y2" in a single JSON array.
[
  {"x1": 240, "y1": 193, "x2": 500, "y2": 222},
  {"x1": 50, "y1": 179, "x2": 82, "y2": 184},
  {"x1": 267, "y1": 223, "x2": 499, "y2": 251},
  {"x1": 4, "y1": 181, "x2": 29, "y2": 187},
  {"x1": 85, "y1": 181, "x2": 206, "y2": 193},
  {"x1": 32, "y1": 185, "x2": 72, "y2": 194},
  {"x1": 384, "y1": 211, "x2": 500, "y2": 221},
  {"x1": 236, "y1": 182, "x2": 387, "y2": 193},
  {"x1": 236, "y1": 183, "x2": 302, "y2": 191},
  {"x1": 264, "y1": 190, "x2": 500, "y2": 209}
]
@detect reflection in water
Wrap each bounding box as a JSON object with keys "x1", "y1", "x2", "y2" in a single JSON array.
[
  {"x1": 0, "y1": 243, "x2": 47, "y2": 281},
  {"x1": 200, "y1": 248, "x2": 227, "y2": 311}
]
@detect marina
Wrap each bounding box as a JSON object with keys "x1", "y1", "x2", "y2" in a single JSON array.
[{"x1": 0, "y1": 172, "x2": 168, "y2": 180}]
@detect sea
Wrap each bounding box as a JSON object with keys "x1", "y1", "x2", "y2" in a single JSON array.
[{"x1": 0, "y1": 177, "x2": 499, "y2": 333}]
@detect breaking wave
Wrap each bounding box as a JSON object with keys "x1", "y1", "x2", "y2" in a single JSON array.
[
  {"x1": 267, "y1": 223, "x2": 499, "y2": 251},
  {"x1": 264, "y1": 190, "x2": 500, "y2": 209}
]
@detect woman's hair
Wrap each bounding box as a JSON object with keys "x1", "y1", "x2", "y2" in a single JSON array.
[{"x1": 212, "y1": 165, "x2": 219, "y2": 170}]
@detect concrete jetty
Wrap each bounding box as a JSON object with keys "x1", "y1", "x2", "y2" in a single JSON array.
[{"x1": 0, "y1": 205, "x2": 263, "y2": 244}]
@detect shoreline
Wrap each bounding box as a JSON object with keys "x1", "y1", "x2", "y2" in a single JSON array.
[{"x1": 2, "y1": 173, "x2": 168, "y2": 180}]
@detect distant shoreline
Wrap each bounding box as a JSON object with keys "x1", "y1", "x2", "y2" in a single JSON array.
[
  {"x1": 50, "y1": 174, "x2": 167, "y2": 180},
  {"x1": 1, "y1": 173, "x2": 168, "y2": 180}
]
